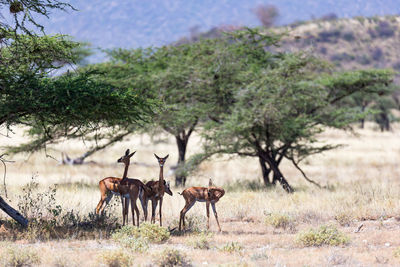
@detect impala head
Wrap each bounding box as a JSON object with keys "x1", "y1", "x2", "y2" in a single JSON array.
[
  {"x1": 164, "y1": 180, "x2": 173, "y2": 196},
  {"x1": 208, "y1": 187, "x2": 225, "y2": 201},
  {"x1": 117, "y1": 149, "x2": 136, "y2": 165},
  {"x1": 154, "y1": 153, "x2": 169, "y2": 167}
]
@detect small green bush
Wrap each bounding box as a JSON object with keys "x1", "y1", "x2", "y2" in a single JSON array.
[
  {"x1": 172, "y1": 215, "x2": 205, "y2": 234},
  {"x1": 220, "y1": 242, "x2": 243, "y2": 253},
  {"x1": 111, "y1": 223, "x2": 170, "y2": 251},
  {"x1": 265, "y1": 213, "x2": 294, "y2": 230},
  {"x1": 0, "y1": 246, "x2": 41, "y2": 267},
  {"x1": 101, "y1": 250, "x2": 133, "y2": 267},
  {"x1": 296, "y1": 225, "x2": 350, "y2": 247},
  {"x1": 155, "y1": 248, "x2": 191, "y2": 267},
  {"x1": 139, "y1": 223, "x2": 170, "y2": 243},
  {"x1": 334, "y1": 212, "x2": 353, "y2": 226},
  {"x1": 188, "y1": 232, "x2": 213, "y2": 249}
]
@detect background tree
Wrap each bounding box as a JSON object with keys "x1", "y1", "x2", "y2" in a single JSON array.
[
  {"x1": 189, "y1": 30, "x2": 394, "y2": 192},
  {"x1": 252, "y1": 4, "x2": 279, "y2": 28}
]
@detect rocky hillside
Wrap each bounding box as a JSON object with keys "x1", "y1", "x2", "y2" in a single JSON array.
[{"x1": 279, "y1": 16, "x2": 400, "y2": 72}]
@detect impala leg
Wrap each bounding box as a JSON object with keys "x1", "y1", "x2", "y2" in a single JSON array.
[
  {"x1": 179, "y1": 202, "x2": 195, "y2": 231},
  {"x1": 95, "y1": 195, "x2": 107, "y2": 215},
  {"x1": 130, "y1": 195, "x2": 136, "y2": 226},
  {"x1": 159, "y1": 197, "x2": 163, "y2": 227},
  {"x1": 124, "y1": 197, "x2": 130, "y2": 225},
  {"x1": 144, "y1": 198, "x2": 149, "y2": 221},
  {"x1": 211, "y1": 203, "x2": 221, "y2": 232},
  {"x1": 99, "y1": 193, "x2": 113, "y2": 215},
  {"x1": 133, "y1": 195, "x2": 140, "y2": 227},
  {"x1": 206, "y1": 201, "x2": 210, "y2": 230},
  {"x1": 151, "y1": 199, "x2": 158, "y2": 224},
  {"x1": 121, "y1": 195, "x2": 126, "y2": 226},
  {"x1": 139, "y1": 194, "x2": 148, "y2": 221}
]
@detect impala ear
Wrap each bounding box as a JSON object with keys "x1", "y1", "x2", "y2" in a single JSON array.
[
  {"x1": 154, "y1": 153, "x2": 160, "y2": 159},
  {"x1": 164, "y1": 154, "x2": 169, "y2": 160},
  {"x1": 209, "y1": 179, "x2": 213, "y2": 187},
  {"x1": 125, "y1": 149, "x2": 130, "y2": 156},
  {"x1": 129, "y1": 151, "x2": 136, "y2": 157}
]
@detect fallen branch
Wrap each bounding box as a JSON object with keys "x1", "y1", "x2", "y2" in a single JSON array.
[{"x1": 0, "y1": 196, "x2": 28, "y2": 227}]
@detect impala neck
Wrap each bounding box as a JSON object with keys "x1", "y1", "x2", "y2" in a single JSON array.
[
  {"x1": 158, "y1": 165, "x2": 164, "y2": 186},
  {"x1": 121, "y1": 162, "x2": 129, "y2": 181}
]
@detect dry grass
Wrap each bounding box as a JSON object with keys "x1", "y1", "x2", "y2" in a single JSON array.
[{"x1": 0, "y1": 124, "x2": 400, "y2": 266}]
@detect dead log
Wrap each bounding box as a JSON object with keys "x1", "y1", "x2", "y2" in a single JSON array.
[{"x1": 0, "y1": 196, "x2": 28, "y2": 227}]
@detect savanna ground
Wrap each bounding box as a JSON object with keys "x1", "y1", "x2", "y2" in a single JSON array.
[{"x1": 0, "y1": 124, "x2": 400, "y2": 266}]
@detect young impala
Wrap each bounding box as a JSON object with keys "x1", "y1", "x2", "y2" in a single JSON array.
[
  {"x1": 139, "y1": 154, "x2": 173, "y2": 226},
  {"x1": 179, "y1": 179, "x2": 225, "y2": 232}
]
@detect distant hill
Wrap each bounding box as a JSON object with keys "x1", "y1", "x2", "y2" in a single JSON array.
[
  {"x1": 279, "y1": 16, "x2": 400, "y2": 72},
  {"x1": 26, "y1": 0, "x2": 400, "y2": 61}
]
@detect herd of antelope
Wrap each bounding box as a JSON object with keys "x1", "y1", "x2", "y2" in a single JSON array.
[{"x1": 95, "y1": 149, "x2": 225, "y2": 231}]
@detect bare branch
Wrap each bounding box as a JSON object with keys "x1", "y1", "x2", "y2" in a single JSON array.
[{"x1": 289, "y1": 158, "x2": 322, "y2": 188}]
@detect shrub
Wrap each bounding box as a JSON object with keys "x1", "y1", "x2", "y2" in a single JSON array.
[
  {"x1": 188, "y1": 232, "x2": 213, "y2": 249},
  {"x1": 330, "y1": 53, "x2": 354, "y2": 62},
  {"x1": 356, "y1": 55, "x2": 372, "y2": 65},
  {"x1": 0, "y1": 246, "x2": 41, "y2": 267},
  {"x1": 394, "y1": 247, "x2": 400, "y2": 258},
  {"x1": 139, "y1": 223, "x2": 170, "y2": 243},
  {"x1": 111, "y1": 223, "x2": 170, "y2": 251},
  {"x1": 375, "y1": 21, "x2": 396, "y2": 38},
  {"x1": 371, "y1": 47, "x2": 384, "y2": 61},
  {"x1": 317, "y1": 30, "x2": 341, "y2": 43},
  {"x1": 296, "y1": 225, "x2": 350, "y2": 247},
  {"x1": 264, "y1": 213, "x2": 294, "y2": 230},
  {"x1": 111, "y1": 226, "x2": 148, "y2": 252},
  {"x1": 18, "y1": 176, "x2": 61, "y2": 223},
  {"x1": 172, "y1": 215, "x2": 205, "y2": 234},
  {"x1": 155, "y1": 248, "x2": 191, "y2": 267},
  {"x1": 342, "y1": 31, "x2": 355, "y2": 42},
  {"x1": 392, "y1": 61, "x2": 400, "y2": 70},
  {"x1": 334, "y1": 212, "x2": 353, "y2": 226},
  {"x1": 101, "y1": 250, "x2": 133, "y2": 267},
  {"x1": 220, "y1": 242, "x2": 243, "y2": 253}
]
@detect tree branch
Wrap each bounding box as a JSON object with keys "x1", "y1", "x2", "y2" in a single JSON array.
[{"x1": 289, "y1": 157, "x2": 322, "y2": 188}]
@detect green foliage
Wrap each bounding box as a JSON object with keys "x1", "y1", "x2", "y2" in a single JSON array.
[
  {"x1": 264, "y1": 213, "x2": 295, "y2": 230},
  {"x1": 1, "y1": 0, "x2": 73, "y2": 35},
  {"x1": 296, "y1": 225, "x2": 350, "y2": 247},
  {"x1": 155, "y1": 248, "x2": 192, "y2": 267},
  {"x1": 111, "y1": 223, "x2": 170, "y2": 251},
  {"x1": 10, "y1": 176, "x2": 117, "y2": 241},
  {"x1": 101, "y1": 250, "x2": 134, "y2": 267},
  {"x1": 199, "y1": 32, "x2": 394, "y2": 190},
  {"x1": 0, "y1": 246, "x2": 41, "y2": 267},
  {"x1": 172, "y1": 215, "x2": 205, "y2": 234},
  {"x1": 187, "y1": 232, "x2": 213, "y2": 249},
  {"x1": 334, "y1": 212, "x2": 353, "y2": 226},
  {"x1": 219, "y1": 242, "x2": 243, "y2": 253}
]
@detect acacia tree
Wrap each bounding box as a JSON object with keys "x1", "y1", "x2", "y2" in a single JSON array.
[
  {"x1": 0, "y1": 1, "x2": 155, "y2": 225},
  {"x1": 198, "y1": 42, "x2": 393, "y2": 192}
]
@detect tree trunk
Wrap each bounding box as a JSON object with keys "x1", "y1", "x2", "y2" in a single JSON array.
[
  {"x1": 258, "y1": 156, "x2": 272, "y2": 186},
  {"x1": 260, "y1": 153, "x2": 294, "y2": 193},
  {"x1": 0, "y1": 196, "x2": 28, "y2": 227},
  {"x1": 379, "y1": 113, "x2": 390, "y2": 132},
  {"x1": 175, "y1": 136, "x2": 188, "y2": 187},
  {"x1": 360, "y1": 104, "x2": 366, "y2": 129}
]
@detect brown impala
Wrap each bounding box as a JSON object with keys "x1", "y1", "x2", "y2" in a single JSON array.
[
  {"x1": 179, "y1": 179, "x2": 225, "y2": 232},
  {"x1": 95, "y1": 149, "x2": 149, "y2": 226}
]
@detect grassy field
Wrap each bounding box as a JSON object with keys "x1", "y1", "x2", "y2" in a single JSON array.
[{"x1": 0, "y1": 124, "x2": 400, "y2": 266}]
